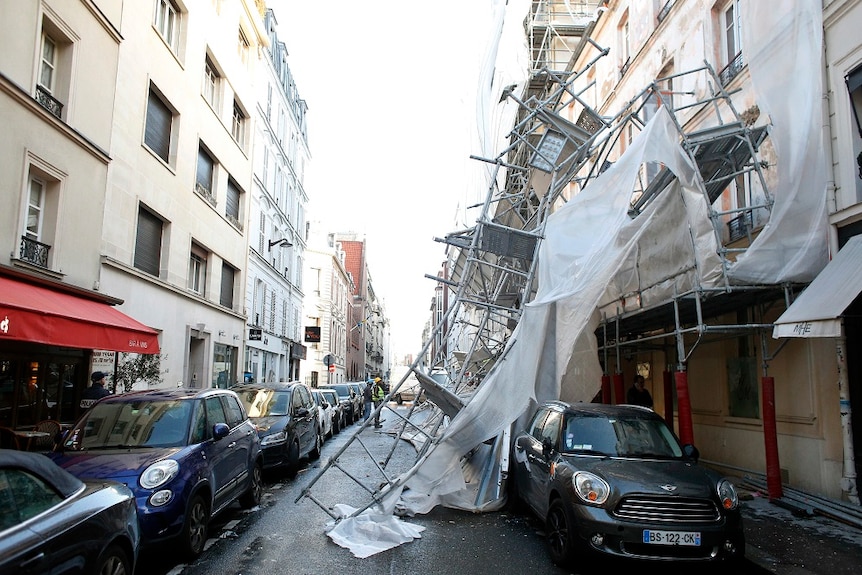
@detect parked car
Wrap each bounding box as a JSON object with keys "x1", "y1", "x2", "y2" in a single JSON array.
[
  {"x1": 49, "y1": 387, "x2": 263, "y2": 560},
  {"x1": 321, "y1": 383, "x2": 360, "y2": 424},
  {"x1": 232, "y1": 382, "x2": 321, "y2": 473},
  {"x1": 510, "y1": 401, "x2": 745, "y2": 567},
  {"x1": 319, "y1": 388, "x2": 344, "y2": 433},
  {"x1": 311, "y1": 389, "x2": 334, "y2": 439},
  {"x1": 0, "y1": 448, "x2": 140, "y2": 575},
  {"x1": 347, "y1": 382, "x2": 366, "y2": 418}
]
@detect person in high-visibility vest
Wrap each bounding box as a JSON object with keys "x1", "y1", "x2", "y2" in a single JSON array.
[{"x1": 372, "y1": 377, "x2": 385, "y2": 428}]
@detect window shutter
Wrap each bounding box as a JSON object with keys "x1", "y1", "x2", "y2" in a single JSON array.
[
  {"x1": 145, "y1": 90, "x2": 172, "y2": 162},
  {"x1": 226, "y1": 179, "x2": 240, "y2": 219},
  {"x1": 196, "y1": 146, "x2": 214, "y2": 190},
  {"x1": 134, "y1": 208, "x2": 162, "y2": 276},
  {"x1": 220, "y1": 262, "x2": 235, "y2": 308}
]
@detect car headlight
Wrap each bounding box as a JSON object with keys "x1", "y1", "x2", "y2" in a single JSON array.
[
  {"x1": 717, "y1": 479, "x2": 739, "y2": 510},
  {"x1": 140, "y1": 459, "x2": 179, "y2": 489},
  {"x1": 260, "y1": 431, "x2": 287, "y2": 446},
  {"x1": 572, "y1": 471, "x2": 610, "y2": 505}
]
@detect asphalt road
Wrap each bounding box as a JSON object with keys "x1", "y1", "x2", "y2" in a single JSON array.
[{"x1": 139, "y1": 405, "x2": 773, "y2": 575}]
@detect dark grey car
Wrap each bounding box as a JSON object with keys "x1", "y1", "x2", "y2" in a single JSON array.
[{"x1": 510, "y1": 401, "x2": 745, "y2": 567}]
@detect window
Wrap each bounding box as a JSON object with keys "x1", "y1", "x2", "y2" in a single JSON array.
[
  {"x1": 188, "y1": 243, "x2": 208, "y2": 295},
  {"x1": 226, "y1": 178, "x2": 242, "y2": 229},
  {"x1": 0, "y1": 468, "x2": 63, "y2": 530},
  {"x1": 716, "y1": 0, "x2": 744, "y2": 85},
  {"x1": 195, "y1": 144, "x2": 216, "y2": 205},
  {"x1": 39, "y1": 35, "x2": 57, "y2": 94},
  {"x1": 231, "y1": 100, "x2": 246, "y2": 145},
  {"x1": 134, "y1": 207, "x2": 163, "y2": 277},
  {"x1": 25, "y1": 178, "x2": 44, "y2": 241},
  {"x1": 618, "y1": 12, "x2": 631, "y2": 75},
  {"x1": 154, "y1": 0, "x2": 180, "y2": 52},
  {"x1": 238, "y1": 28, "x2": 250, "y2": 66},
  {"x1": 145, "y1": 87, "x2": 174, "y2": 164},
  {"x1": 202, "y1": 56, "x2": 220, "y2": 109},
  {"x1": 220, "y1": 262, "x2": 235, "y2": 308}
]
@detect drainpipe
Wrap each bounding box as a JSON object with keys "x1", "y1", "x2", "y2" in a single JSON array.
[
  {"x1": 837, "y1": 324, "x2": 860, "y2": 504},
  {"x1": 760, "y1": 328, "x2": 783, "y2": 499}
]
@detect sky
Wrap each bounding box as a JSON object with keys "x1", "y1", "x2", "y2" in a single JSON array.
[{"x1": 270, "y1": 1, "x2": 506, "y2": 356}]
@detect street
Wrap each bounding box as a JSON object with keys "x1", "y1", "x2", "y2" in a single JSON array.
[{"x1": 136, "y1": 404, "x2": 773, "y2": 575}]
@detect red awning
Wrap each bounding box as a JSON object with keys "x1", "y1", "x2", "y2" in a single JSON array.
[{"x1": 0, "y1": 276, "x2": 159, "y2": 353}]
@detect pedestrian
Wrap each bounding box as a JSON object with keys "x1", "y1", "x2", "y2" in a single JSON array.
[
  {"x1": 626, "y1": 374, "x2": 653, "y2": 408},
  {"x1": 80, "y1": 371, "x2": 111, "y2": 409},
  {"x1": 372, "y1": 377, "x2": 386, "y2": 428},
  {"x1": 363, "y1": 377, "x2": 373, "y2": 421}
]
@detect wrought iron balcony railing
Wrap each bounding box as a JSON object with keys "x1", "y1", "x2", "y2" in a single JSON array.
[
  {"x1": 727, "y1": 211, "x2": 753, "y2": 243},
  {"x1": 35, "y1": 85, "x2": 63, "y2": 119},
  {"x1": 719, "y1": 52, "x2": 745, "y2": 86},
  {"x1": 19, "y1": 236, "x2": 50, "y2": 268}
]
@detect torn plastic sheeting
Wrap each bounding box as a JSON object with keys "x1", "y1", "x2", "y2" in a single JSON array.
[{"x1": 325, "y1": 503, "x2": 425, "y2": 559}]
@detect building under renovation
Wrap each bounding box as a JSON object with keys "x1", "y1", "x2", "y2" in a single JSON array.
[{"x1": 295, "y1": 0, "x2": 862, "y2": 553}]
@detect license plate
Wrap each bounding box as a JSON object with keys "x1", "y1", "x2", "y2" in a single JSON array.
[{"x1": 642, "y1": 530, "x2": 701, "y2": 546}]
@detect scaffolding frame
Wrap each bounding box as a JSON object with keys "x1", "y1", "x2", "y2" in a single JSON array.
[{"x1": 295, "y1": 3, "x2": 798, "y2": 524}]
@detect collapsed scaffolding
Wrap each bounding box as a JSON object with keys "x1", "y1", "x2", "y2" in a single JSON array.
[{"x1": 295, "y1": 0, "x2": 839, "y2": 552}]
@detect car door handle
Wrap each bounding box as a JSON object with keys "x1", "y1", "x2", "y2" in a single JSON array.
[
  {"x1": 19, "y1": 552, "x2": 45, "y2": 568},
  {"x1": 227, "y1": 441, "x2": 237, "y2": 448}
]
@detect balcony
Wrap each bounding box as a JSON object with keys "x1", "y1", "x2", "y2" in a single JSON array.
[
  {"x1": 719, "y1": 52, "x2": 745, "y2": 87},
  {"x1": 727, "y1": 211, "x2": 753, "y2": 243},
  {"x1": 35, "y1": 85, "x2": 63, "y2": 119},
  {"x1": 19, "y1": 236, "x2": 50, "y2": 268},
  {"x1": 194, "y1": 182, "x2": 217, "y2": 207}
]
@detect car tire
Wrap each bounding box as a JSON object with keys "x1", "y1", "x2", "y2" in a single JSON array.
[
  {"x1": 181, "y1": 494, "x2": 210, "y2": 560},
  {"x1": 286, "y1": 438, "x2": 301, "y2": 476},
  {"x1": 396, "y1": 393, "x2": 404, "y2": 405},
  {"x1": 239, "y1": 460, "x2": 263, "y2": 508},
  {"x1": 546, "y1": 498, "x2": 576, "y2": 567},
  {"x1": 310, "y1": 427, "x2": 322, "y2": 460},
  {"x1": 506, "y1": 469, "x2": 525, "y2": 514},
  {"x1": 95, "y1": 543, "x2": 131, "y2": 575}
]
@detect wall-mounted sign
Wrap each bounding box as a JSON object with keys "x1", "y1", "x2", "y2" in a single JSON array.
[
  {"x1": 249, "y1": 328, "x2": 262, "y2": 341},
  {"x1": 304, "y1": 326, "x2": 321, "y2": 342}
]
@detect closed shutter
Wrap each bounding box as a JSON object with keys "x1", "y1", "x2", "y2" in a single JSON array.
[
  {"x1": 226, "y1": 179, "x2": 240, "y2": 219},
  {"x1": 145, "y1": 89, "x2": 172, "y2": 162},
  {"x1": 134, "y1": 208, "x2": 162, "y2": 276},
  {"x1": 220, "y1": 262, "x2": 235, "y2": 308},
  {"x1": 196, "y1": 146, "x2": 214, "y2": 191}
]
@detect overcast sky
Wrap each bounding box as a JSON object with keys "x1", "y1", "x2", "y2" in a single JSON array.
[{"x1": 270, "y1": 1, "x2": 504, "y2": 356}]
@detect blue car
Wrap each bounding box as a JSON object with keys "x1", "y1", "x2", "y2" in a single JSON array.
[{"x1": 50, "y1": 388, "x2": 263, "y2": 559}]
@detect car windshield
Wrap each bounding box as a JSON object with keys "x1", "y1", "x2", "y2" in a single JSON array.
[
  {"x1": 235, "y1": 389, "x2": 290, "y2": 417},
  {"x1": 560, "y1": 412, "x2": 683, "y2": 458},
  {"x1": 66, "y1": 399, "x2": 192, "y2": 449},
  {"x1": 327, "y1": 384, "x2": 350, "y2": 398}
]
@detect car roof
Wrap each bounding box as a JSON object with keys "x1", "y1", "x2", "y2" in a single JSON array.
[
  {"x1": 542, "y1": 400, "x2": 657, "y2": 418},
  {"x1": 0, "y1": 449, "x2": 83, "y2": 497},
  {"x1": 94, "y1": 387, "x2": 237, "y2": 403},
  {"x1": 232, "y1": 382, "x2": 304, "y2": 393}
]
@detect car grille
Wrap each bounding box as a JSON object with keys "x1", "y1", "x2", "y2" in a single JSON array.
[{"x1": 614, "y1": 496, "x2": 720, "y2": 523}]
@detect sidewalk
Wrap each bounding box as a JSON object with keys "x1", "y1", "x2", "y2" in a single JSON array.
[{"x1": 735, "y1": 482, "x2": 862, "y2": 575}]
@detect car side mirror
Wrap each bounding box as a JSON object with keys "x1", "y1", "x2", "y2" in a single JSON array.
[
  {"x1": 296, "y1": 407, "x2": 309, "y2": 418},
  {"x1": 542, "y1": 437, "x2": 556, "y2": 459},
  {"x1": 683, "y1": 444, "x2": 699, "y2": 462},
  {"x1": 213, "y1": 422, "x2": 230, "y2": 441}
]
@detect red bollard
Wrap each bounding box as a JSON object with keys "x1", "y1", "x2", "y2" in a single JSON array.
[
  {"x1": 761, "y1": 376, "x2": 784, "y2": 500},
  {"x1": 601, "y1": 374, "x2": 611, "y2": 404},
  {"x1": 613, "y1": 373, "x2": 625, "y2": 405},
  {"x1": 675, "y1": 370, "x2": 694, "y2": 446}
]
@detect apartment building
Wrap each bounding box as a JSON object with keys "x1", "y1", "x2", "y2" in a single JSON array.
[
  {"x1": 0, "y1": 0, "x2": 161, "y2": 428},
  {"x1": 98, "y1": 0, "x2": 267, "y2": 389},
  {"x1": 244, "y1": 8, "x2": 309, "y2": 384},
  {"x1": 300, "y1": 225, "x2": 353, "y2": 387}
]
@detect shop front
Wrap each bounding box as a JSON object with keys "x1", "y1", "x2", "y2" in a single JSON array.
[{"x1": 0, "y1": 270, "x2": 160, "y2": 433}]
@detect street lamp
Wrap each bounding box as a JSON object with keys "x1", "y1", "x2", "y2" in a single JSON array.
[{"x1": 268, "y1": 238, "x2": 292, "y2": 251}]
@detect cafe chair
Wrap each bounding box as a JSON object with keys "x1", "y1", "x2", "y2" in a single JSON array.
[
  {"x1": 33, "y1": 420, "x2": 62, "y2": 451},
  {"x1": 0, "y1": 426, "x2": 22, "y2": 450}
]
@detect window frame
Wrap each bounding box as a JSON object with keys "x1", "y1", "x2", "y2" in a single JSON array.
[
  {"x1": 231, "y1": 100, "x2": 246, "y2": 146},
  {"x1": 39, "y1": 34, "x2": 57, "y2": 94},
  {"x1": 195, "y1": 144, "x2": 216, "y2": 205},
  {"x1": 134, "y1": 206, "x2": 164, "y2": 277},
  {"x1": 188, "y1": 242, "x2": 208, "y2": 295},
  {"x1": 202, "y1": 56, "x2": 221, "y2": 110},
  {"x1": 144, "y1": 86, "x2": 175, "y2": 165},
  {"x1": 153, "y1": 0, "x2": 181, "y2": 53},
  {"x1": 220, "y1": 262, "x2": 236, "y2": 309}
]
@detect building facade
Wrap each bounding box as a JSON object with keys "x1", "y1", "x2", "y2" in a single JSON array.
[{"x1": 244, "y1": 8, "x2": 309, "y2": 384}]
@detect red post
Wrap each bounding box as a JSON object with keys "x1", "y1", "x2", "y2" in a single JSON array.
[
  {"x1": 675, "y1": 370, "x2": 694, "y2": 445},
  {"x1": 663, "y1": 370, "x2": 674, "y2": 427},
  {"x1": 613, "y1": 373, "x2": 625, "y2": 405},
  {"x1": 601, "y1": 374, "x2": 611, "y2": 404},
  {"x1": 761, "y1": 376, "x2": 784, "y2": 499}
]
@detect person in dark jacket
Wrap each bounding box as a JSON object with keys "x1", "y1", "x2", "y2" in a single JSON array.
[
  {"x1": 80, "y1": 371, "x2": 111, "y2": 409},
  {"x1": 626, "y1": 374, "x2": 653, "y2": 408}
]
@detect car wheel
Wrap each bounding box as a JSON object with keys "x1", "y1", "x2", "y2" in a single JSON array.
[
  {"x1": 506, "y1": 469, "x2": 525, "y2": 514},
  {"x1": 546, "y1": 498, "x2": 576, "y2": 567},
  {"x1": 239, "y1": 460, "x2": 263, "y2": 508},
  {"x1": 181, "y1": 494, "x2": 210, "y2": 559},
  {"x1": 396, "y1": 393, "x2": 404, "y2": 405},
  {"x1": 310, "y1": 427, "x2": 322, "y2": 460},
  {"x1": 326, "y1": 419, "x2": 333, "y2": 439},
  {"x1": 286, "y1": 438, "x2": 301, "y2": 475},
  {"x1": 95, "y1": 543, "x2": 131, "y2": 575}
]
